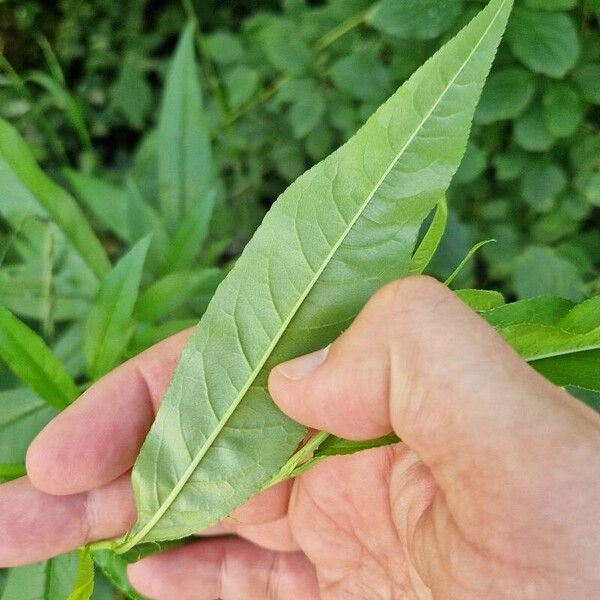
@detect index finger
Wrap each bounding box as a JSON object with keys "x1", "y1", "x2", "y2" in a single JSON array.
[{"x1": 26, "y1": 329, "x2": 191, "y2": 496}]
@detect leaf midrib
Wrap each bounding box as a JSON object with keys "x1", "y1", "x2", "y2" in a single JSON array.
[{"x1": 118, "y1": 0, "x2": 508, "y2": 552}]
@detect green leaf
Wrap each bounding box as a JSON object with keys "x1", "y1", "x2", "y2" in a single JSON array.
[
  {"x1": 500, "y1": 323, "x2": 600, "y2": 392},
  {"x1": 92, "y1": 552, "x2": 146, "y2": 600},
  {"x1": 584, "y1": 172, "x2": 600, "y2": 207},
  {"x1": 0, "y1": 388, "x2": 57, "y2": 465},
  {"x1": 455, "y1": 289, "x2": 506, "y2": 311},
  {"x1": 524, "y1": 0, "x2": 578, "y2": 9},
  {"x1": 506, "y1": 7, "x2": 580, "y2": 78},
  {"x1": 444, "y1": 239, "x2": 495, "y2": 286},
  {"x1": 0, "y1": 463, "x2": 26, "y2": 483},
  {"x1": 573, "y1": 64, "x2": 600, "y2": 105},
  {"x1": 114, "y1": 0, "x2": 514, "y2": 552},
  {"x1": 557, "y1": 297, "x2": 600, "y2": 333},
  {"x1": 492, "y1": 149, "x2": 529, "y2": 181},
  {"x1": 224, "y1": 66, "x2": 260, "y2": 109},
  {"x1": 0, "y1": 307, "x2": 79, "y2": 409},
  {"x1": 158, "y1": 22, "x2": 213, "y2": 234},
  {"x1": 85, "y1": 237, "x2": 151, "y2": 380},
  {"x1": 567, "y1": 386, "x2": 600, "y2": 413},
  {"x1": 315, "y1": 433, "x2": 401, "y2": 458},
  {"x1": 514, "y1": 104, "x2": 555, "y2": 152},
  {"x1": 367, "y1": 0, "x2": 463, "y2": 40},
  {"x1": 111, "y1": 55, "x2": 153, "y2": 129},
  {"x1": 160, "y1": 189, "x2": 217, "y2": 275},
  {"x1": 408, "y1": 197, "x2": 448, "y2": 275},
  {"x1": 28, "y1": 71, "x2": 92, "y2": 149},
  {"x1": 455, "y1": 141, "x2": 486, "y2": 184},
  {"x1": 0, "y1": 119, "x2": 110, "y2": 278},
  {"x1": 330, "y1": 47, "x2": 392, "y2": 102},
  {"x1": 512, "y1": 246, "x2": 585, "y2": 301},
  {"x1": 482, "y1": 296, "x2": 575, "y2": 328},
  {"x1": 290, "y1": 89, "x2": 326, "y2": 139},
  {"x1": 474, "y1": 66, "x2": 535, "y2": 124},
  {"x1": 129, "y1": 320, "x2": 197, "y2": 356},
  {"x1": 521, "y1": 162, "x2": 567, "y2": 212},
  {"x1": 135, "y1": 268, "x2": 224, "y2": 323},
  {"x1": 1, "y1": 553, "x2": 79, "y2": 600},
  {"x1": 64, "y1": 170, "x2": 167, "y2": 249},
  {"x1": 542, "y1": 83, "x2": 583, "y2": 138},
  {"x1": 67, "y1": 549, "x2": 94, "y2": 600},
  {"x1": 257, "y1": 17, "x2": 312, "y2": 75}
]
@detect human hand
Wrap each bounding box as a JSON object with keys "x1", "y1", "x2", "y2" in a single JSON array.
[{"x1": 1, "y1": 277, "x2": 599, "y2": 599}]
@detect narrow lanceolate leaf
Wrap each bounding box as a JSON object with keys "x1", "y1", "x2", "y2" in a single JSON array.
[
  {"x1": 0, "y1": 119, "x2": 110, "y2": 278},
  {"x1": 85, "y1": 237, "x2": 150, "y2": 380},
  {"x1": 1, "y1": 553, "x2": 80, "y2": 600},
  {"x1": 0, "y1": 464, "x2": 26, "y2": 483},
  {"x1": 0, "y1": 307, "x2": 79, "y2": 409},
  {"x1": 408, "y1": 196, "x2": 448, "y2": 275},
  {"x1": 92, "y1": 552, "x2": 146, "y2": 600},
  {"x1": 66, "y1": 549, "x2": 94, "y2": 600},
  {"x1": 158, "y1": 21, "x2": 213, "y2": 234},
  {"x1": 116, "y1": 0, "x2": 513, "y2": 552}
]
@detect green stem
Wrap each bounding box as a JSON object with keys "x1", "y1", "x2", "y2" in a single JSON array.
[
  {"x1": 266, "y1": 431, "x2": 331, "y2": 488},
  {"x1": 180, "y1": 0, "x2": 229, "y2": 117},
  {"x1": 313, "y1": 11, "x2": 367, "y2": 54}
]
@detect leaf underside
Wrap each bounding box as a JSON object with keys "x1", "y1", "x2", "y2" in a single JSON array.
[{"x1": 116, "y1": 0, "x2": 514, "y2": 552}]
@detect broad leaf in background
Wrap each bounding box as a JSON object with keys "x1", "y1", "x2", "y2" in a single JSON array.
[
  {"x1": 0, "y1": 552, "x2": 79, "y2": 600},
  {"x1": 0, "y1": 119, "x2": 110, "y2": 278},
  {"x1": 158, "y1": 21, "x2": 213, "y2": 235},
  {"x1": 512, "y1": 246, "x2": 585, "y2": 301},
  {"x1": 506, "y1": 7, "x2": 580, "y2": 78},
  {"x1": 367, "y1": 0, "x2": 462, "y2": 40},
  {"x1": 84, "y1": 237, "x2": 150, "y2": 380},
  {"x1": 66, "y1": 549, "x2": 94, "y2": 600},
  {"x1": 64, "y1": 170, "x2": 168, "y2": 269},
  {"x1": 0, "y1": 388, "x2": 56, "y2": 467},
  {"x1": 0, "y1": 307, "x2": 79, "y2": 409},
  {"x1": 135, "y1": 268, "x2": 224, "y2": 323},
  {"x1": 114, "y1": 0, "x2": 514, "y2": 552},
  {"x1": 482, "y1": 296, "x2": 575, "y2": 328}
]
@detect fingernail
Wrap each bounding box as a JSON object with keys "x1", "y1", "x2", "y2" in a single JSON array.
[{"x1": 276, "y1": 346, "x2": 329, "y2": 381}]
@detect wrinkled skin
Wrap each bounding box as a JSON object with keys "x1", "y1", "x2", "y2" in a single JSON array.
[{"x1": 1, "y1": 277, "x2": 599, "y2": 599}]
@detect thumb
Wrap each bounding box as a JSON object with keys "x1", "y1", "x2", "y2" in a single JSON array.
[{"x1": 269, "y1": 277, "x2": 600, "y2": 484}]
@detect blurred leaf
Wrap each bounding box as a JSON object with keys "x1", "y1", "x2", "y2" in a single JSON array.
[
  {"x1": 67, "y1": 549, "x2": 94, "y2": 600},
  {"x1": 158, "y1": 22, "x2": 213, "y2": 234},
  {"x1": 85, "y1": 237, "x2": 150, "y2": 380},
  {"x1": 135, "y1": 268, "x2": 224, "y2": 323},
  {"x1": 0, "y1": 119, "x2": 110, "y2": 278},
  {"x1": 290, "y1": 88, "x2": 326, "y2": 139},
  {"x1": 584, "y1": 172, "x2": 600, "y2": 207},
  {"x1": 524, "y1": 0, "x2": 578, "y2": 9},
  {"x1": 506, "y1": 7, "x2": 580, "y2": 78},
  {"x1": 111, "y1": 55, "x2": 153, "y2": 129},
  {"x1": 160, "y1": 189, "x2": 217, "y2": 274},
  {"x1": 1, "y1": 553, "x2": 79, "y2": 600},
  {"x1": 521, "y1": 162, "x2": 567, "y2": 212},
  {"x1": 330, "y1": 47, "x2": 392, "y2": 101},
  {"x1": 129, "y1": 320, "x2": 197, "y2": 356},
  {"x1": 367, "y1": 0, "x2": 463, "y2": 39},
  {"x1": 455, "y1": 142, "x2": 486, "y2": 184},
  {"x1": 542, "y1": 82, "x2": 583, "y2": 138},
  {"x1": 225, "y1": 66, "x2": 260, "y2": 109},
  {"x1": 0, "y1": 306, "x2": 79, "y2": 409},
  {"x1": 0, "y1": 388, "x2": 57, "y2": 466},
  {"x1": 492, "y1": 149, "x2": 529, "y2": 181},
  {"x1": 475, "y1": 67, "x2": 535, "y2": 124},
  {"x1": 28, "y1": 71, "x2": 92, "y2": 149},
  {"x1": 568, "y1": 386, "x2": 600, "y2": 413},
  {"x1": 573, "y1": 64, "x2": 600, "y2": 105},
  {"x1": 514, "y1": 103, "x2": 555, "y2": 152},
  {"x1": 512, "y1": 246, "x2": 585, "y2": 301},
  {"x1": 256, "y1": 17, "x2": 312, "y2": 75},
  {"x1": 0, "y1": 463, "x2": 26, "y2": 483}
]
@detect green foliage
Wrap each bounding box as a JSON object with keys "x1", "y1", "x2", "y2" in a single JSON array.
[{"x1": 0, "y1": 0, "x2": 598, "y2": 596}]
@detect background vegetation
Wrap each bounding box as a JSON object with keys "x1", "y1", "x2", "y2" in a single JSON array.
[{"x1": 0, "y1": 0, "x2": 598, "y2": 597}]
